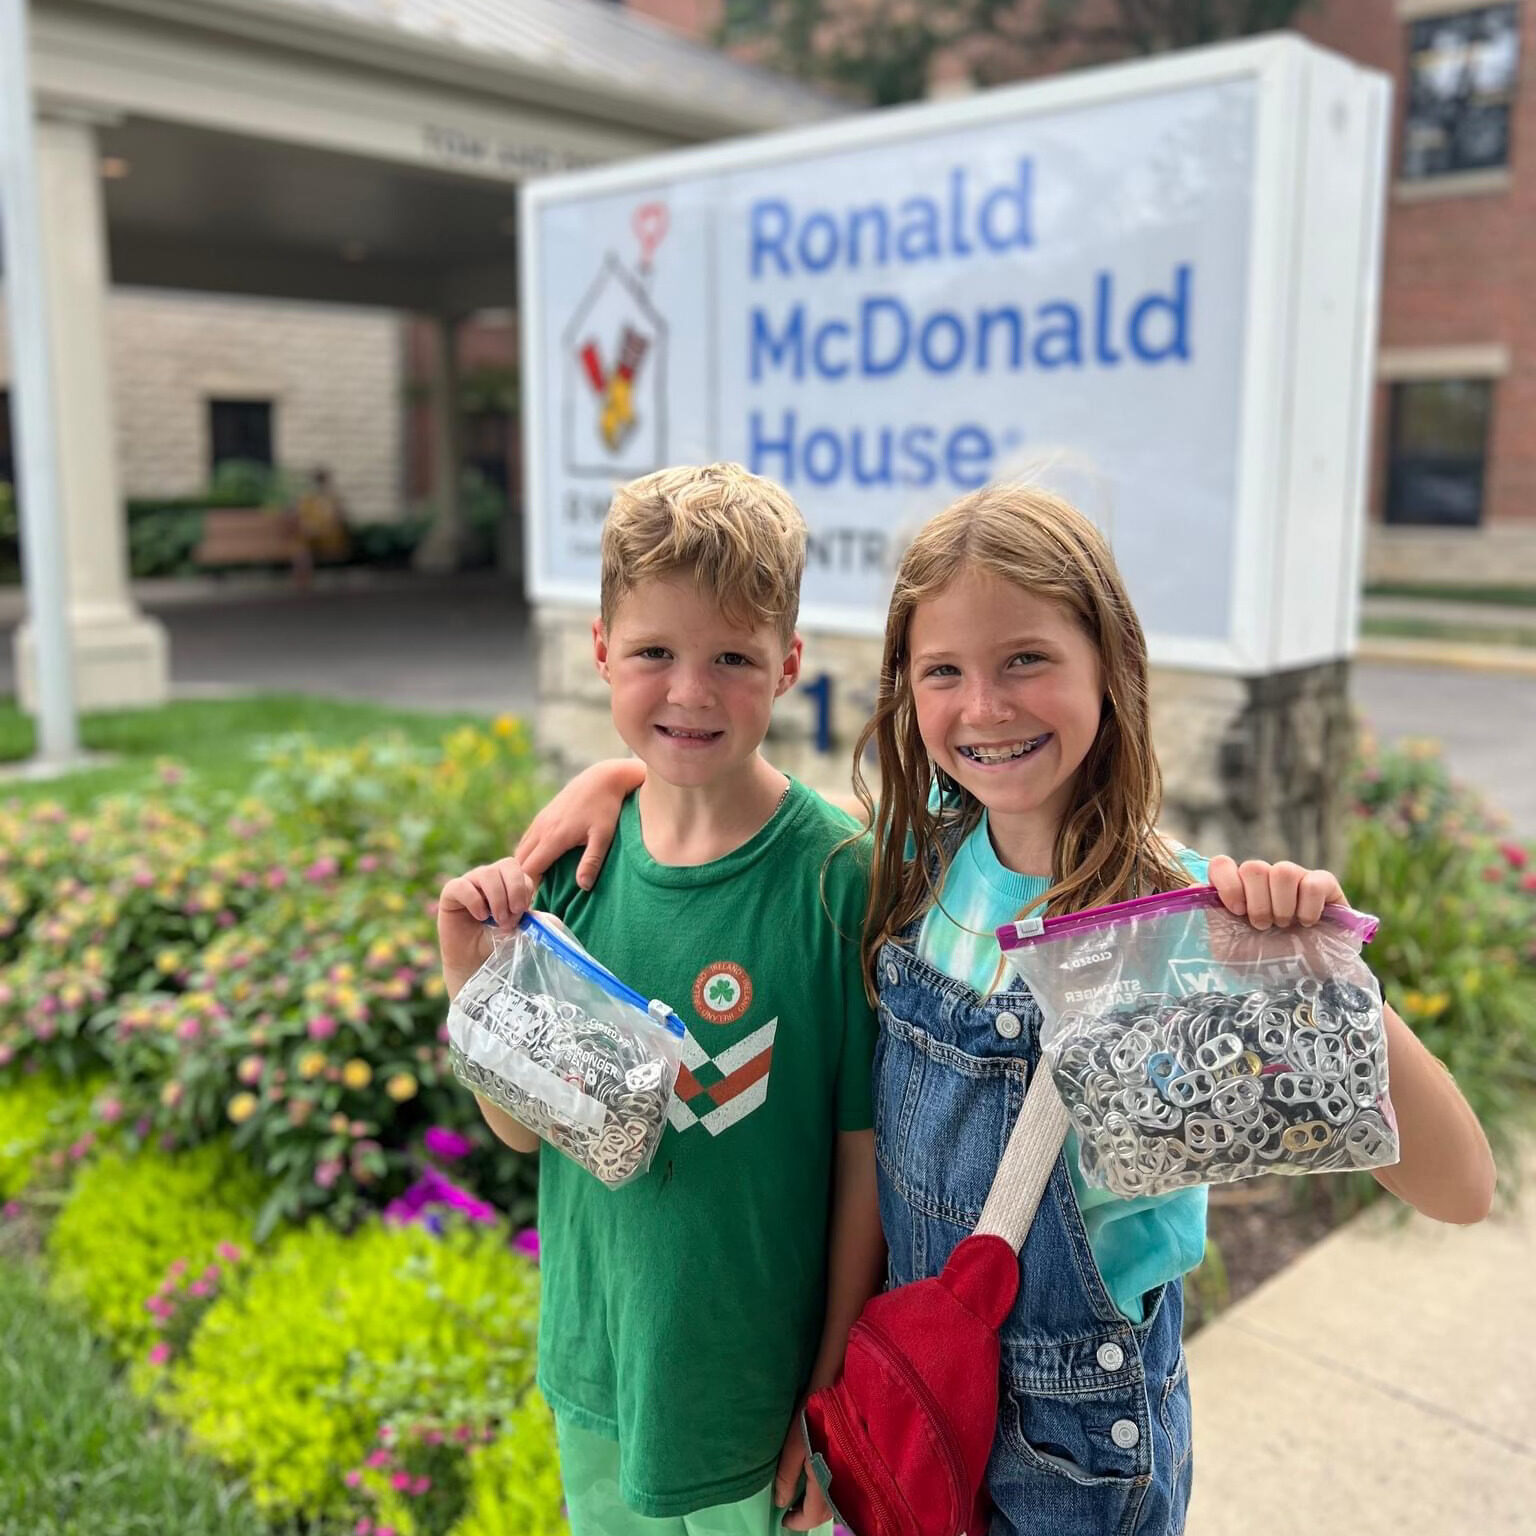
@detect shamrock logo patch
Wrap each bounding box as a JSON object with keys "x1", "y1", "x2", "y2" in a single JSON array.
[{"x1": 692, "y1": 960, "x2": 753, "y2": 1026}]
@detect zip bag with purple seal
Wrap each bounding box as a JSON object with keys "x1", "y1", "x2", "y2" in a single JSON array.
[{"x1": 997, "y1": 887, "x2": 1400, "y2": 1197}]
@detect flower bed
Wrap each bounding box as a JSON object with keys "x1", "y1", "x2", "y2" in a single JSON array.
[{"x1": 1, "y1": 717, "x2": 1530, "y2": 1531}]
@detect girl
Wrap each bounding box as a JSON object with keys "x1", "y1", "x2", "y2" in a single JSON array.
[{"x1": 518, "y1": 485, "x2": 1495, "y2": 1535}]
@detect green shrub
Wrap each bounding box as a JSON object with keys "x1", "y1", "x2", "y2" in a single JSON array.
[
  {"x1": 129, "y1": 507, "x2": 205, "y2": 577},
  {"x1": 166, "y1": 1216, "x2": 541, "y2": 1523},
  {"x1": 1, "y1": 722, "x2": 544, "y2": 1234},
  {"x1": 47, "y1": 1142, "x2": 267, "y2": 1353},
  {"x1": 452, "y1": 1392, "x2": 567, "y2": 1536},
  {"x1": 1347, "y1": 738, "x2": 1536, "y2": 1166},
  {"x1": 0, "y1": 1072, "x2": 105, "y2": 1199}
]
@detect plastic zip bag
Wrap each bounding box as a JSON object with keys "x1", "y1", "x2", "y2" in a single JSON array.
[
  {"x1": 447, "y1": 912, "x2": 685, "y2": 1188},
  {"x1": 996, "y1": 887, "x2": 1399, "y2": 1196}
]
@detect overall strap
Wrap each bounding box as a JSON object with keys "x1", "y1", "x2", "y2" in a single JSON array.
[{"x1": 971, "y1": 1070, "x2": 1070, "y2": 1253}]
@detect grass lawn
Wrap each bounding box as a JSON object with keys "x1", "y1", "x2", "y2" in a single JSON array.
[
  {"x1": 1364, "y1": 582, "x2": 1536, "y2": 607},
  {"x1": 0, "y1": 694, "x2": 492, "y2": 808},
  {"x1": 1360, "y1": 616, "x2": 1536, "y2": 650},
  {"x1": 0, "y1": 1256, "x2": 273, "y2": 1536}
]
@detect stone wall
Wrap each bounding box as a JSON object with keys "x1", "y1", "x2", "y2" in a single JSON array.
[
  {"x1": 1365, "y1": 522, "x2": 1536, "y2": 586},
  {"x1": 0, "y1": 290, "x2": 403, "y2": 522},
  {"x1": 535, "y1": 605, "x2": 1354, "y2": 869}
]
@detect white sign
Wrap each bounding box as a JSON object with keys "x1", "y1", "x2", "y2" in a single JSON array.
[{"x1": 523, "y1": 38, "x2": 1390, "y2": 673}]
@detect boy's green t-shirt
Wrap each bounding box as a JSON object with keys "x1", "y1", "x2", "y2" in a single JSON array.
[{"x1": 532, "y1": 779, "x2": 876, "y2": 1518}]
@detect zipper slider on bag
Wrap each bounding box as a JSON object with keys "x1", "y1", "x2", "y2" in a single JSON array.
[{"x1": 1012, "y1": 916, "x2": 1045, "y2": 941}]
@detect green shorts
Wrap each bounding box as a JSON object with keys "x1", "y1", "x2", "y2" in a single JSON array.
[{"x1": 555, "y1": 1415, "x2": 833, "y2": 1536}]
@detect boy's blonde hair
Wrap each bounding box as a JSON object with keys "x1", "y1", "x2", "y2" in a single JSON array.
[
  {"x1": 853, "y1": 484, "x2": 1193, "y2": 999},
  {"x1": 600, "y1": 463, "x2": 806, "y2": 644}
]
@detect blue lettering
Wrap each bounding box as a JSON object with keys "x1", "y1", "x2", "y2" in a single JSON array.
[
  {"x1": 750, "y1": 199, "x2": 793, "y2": 278},
  {"x1": 948, "y1": 168, "x2": 973, "y2": 256},
  {"x1": 978, "y1": 307, "x2": 1025, "y2": 371},
  {"x1": 919, "y1": 311, "x2": 966, "y2": 374},
  {"x1": 848, "y1": 205, "x2": 890, "y2": 268},
  {"x1": 861, "y1": 296, "x2": 910, "y2": 376},
  {"x1": 1094, "y1": 272, "x2": 1122, "y2": 367},
  {"x1": 899, "y1": 425, "x2": 937, "y2": 486},
  {"x1": 750, "y1": 307, "x2": 805, "y2": 381},
  {"x1": 946, "y1": 425, "x2": 994, "y2": 489},
  {"x1": 979, "y1": 158, "x2": 1034, "y2": 252},
  {"x1": 1128, "y1": 264, "x2": 1193, "y2": 363},
  {"x1": 896, "y1": 198, "x2": 941, "y2": 262},
  {"x1": 798, "y1": 212, "x2": 840, "y2": 273},
  {"x1": 1033, "y1": 302, "x2": 1083, "y2": 369},
  {"x1": 749, "y1": 410, "x2": 797, "y2": 484},
  {"x1": 812, "y1": 319, "x2": 852, "y2": 380},
  {"x1": 850, "y1": 427, "x2": 894, "y2": 486},
  {"x1": 804, "y1": 429, "x2": 844, "y2": 485}
]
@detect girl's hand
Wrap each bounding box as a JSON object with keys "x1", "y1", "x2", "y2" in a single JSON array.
[
  {"x1": 437, "y1": 858, "x2": 535, "y2": 993},
  {"x1": 1206, "y1": 856, "x2": 1347, "y2": 929},
  {"x1": 514, "y1": 759, "x2": 647, "y2": 891}
]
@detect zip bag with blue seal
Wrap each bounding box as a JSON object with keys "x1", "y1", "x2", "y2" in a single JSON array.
[
  {"x1": 446, "y1": 912, "x2": 685, "y2": 1188},
  {"x1": 997, "y1": 887, "x2": 1400, "y2": 1198}
]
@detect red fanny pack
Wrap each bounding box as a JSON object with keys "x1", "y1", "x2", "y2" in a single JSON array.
[{"x1": 801, "y1": 1075, "x2": 1068, "y2": 1536}]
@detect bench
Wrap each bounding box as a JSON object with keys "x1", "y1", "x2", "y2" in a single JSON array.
[{"x1": 193, "y1": 508, "x2": 311, "y2": 585}]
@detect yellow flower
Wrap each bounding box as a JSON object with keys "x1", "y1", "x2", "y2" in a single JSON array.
[
  {"x1": 298, "y1": 1051, "x2": 328, "y2": 1080},
  {"x1": 160, "y1": 1080, "x2": 183, "y2": 1109},
  {"x1": 423, "y1": 974, "x2": 445, "y2": 998},
  {"x1": 227, "y1": 1092, "x2": 259, "y2": 1124},
  {"x1": 155, "y1": 949, "x2": 181, "y2": 975},
  {"x1": 385, "y1": 1072, "x2": 418, "y2": 1103},
  {"x1": 492, "y1": 714, "x2": 519, "y2": 739},
  {"x1": 330, "y1": 1112, "x2": 350, "y2": 1134},
  {"x1": 342, "y1": 1058, "x2": 373, "y2": 1090},
  {"x1": 1422, "y1": 992, "x2": 1450, "y2": 1018}
]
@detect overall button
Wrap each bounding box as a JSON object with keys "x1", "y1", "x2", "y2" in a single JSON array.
[
  {"x1": 885, "y1": 963, "x2": 900, "y2": 987},
  {"x1": 995, "y1": 1011, "x2": 1022, "y2": 1040},
  {"x1": 1110, "y1": 1419, "x2": 1140, "y2": 1450},
  {"x1": 1096, "y1": 1342, "x2": 1125, "y2": 1373}
]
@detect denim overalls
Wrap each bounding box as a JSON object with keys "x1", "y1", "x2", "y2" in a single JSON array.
[{"x1": 873, "y1": 925, "x2": 1194, "y2": 1536}]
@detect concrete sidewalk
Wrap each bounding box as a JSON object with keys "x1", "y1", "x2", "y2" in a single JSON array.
[{"x1": 1185, "y1": 1162, "x2": 1533, "y2": 1535}]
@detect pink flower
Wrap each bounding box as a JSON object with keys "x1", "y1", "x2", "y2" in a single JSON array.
[
  {"x1": 512, "y1": 1228, "x2": 540, "y2": 1262},
  {"x1": 216, "y1": 1241, "x2": 243, "y2": 1264},
  {"x1": 176, "y1": 1018, "x2": 201, "y2": 1043},
  {"x1": 423, "y1": 1428, "x2": 444, "y2": 1446},
  {"x1": 412, "y1": 1476, "x2": 431, "y2": 1496},
  {"x1": 217, "y1": 910, "x2": 236, "y2": 928},
  {"x1": 96, "y1": 1097, "x2": 123, "y2": 1124},
  {"x1": 1523, "y1": 873, "x2": 1536, "y2": 893},
  {"x1": 307, "y1": 1014, "x2": 338, "y2": 1041},
  {"x1": 344, "y1": 1469, "x2": 362, "y2": 1488},
  {"x1": 359, "y1": 854, "x2": 380, "y2": 873},
  {"x1": 366, "y1": 1449, "x2": 392, "y2": 1469},
  {"x1": 354, "y1": 1522, "x2": 373, "y2": 1536},
  {"x1": 2, "y1": 1200, "x2": 23, "y2": 1221},
  {"x1": 34, "y1": 1019, "x2": 57, "y2": 1042},
  {"x1": 148, "y1": 1342, "x2": 171, "y2": 1366},
  {"x1": 0, "y1": 1046, "x2": 13, "y2": 1070},
  {"x1": 169, "y1": 1258, "x2": 189, "y2": 1277},
  {"x1": 1501, "y1": 841, "x2": 1529, "y2": 870},
  {"x1": 424, "y1": 1126, "x2": 473, "y2": 1161},
  {"x1": 314, "y1": 1158, "x2": 344, "y2": 1190},
  {"x1": 390, "y1": 1471, "x2": 413, "y2": 1492},
  {"x1": 305, "y1": 856, "x2": 340, "y2": 883},
  {"x1": 265, "y1": 867, "x2": 289, "y2": 890},
  {"x1": 188, "y1": 1280, "x2": 210, "y2": 1299},
  {"x1": 202, "y1": 1263, "x2": 221, "y2": 1282},
  {"x1": 378, "y1": 1527, "x2": 397, "y2": 1536}
]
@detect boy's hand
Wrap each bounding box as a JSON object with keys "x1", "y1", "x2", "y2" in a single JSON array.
[
  {"x1": 514, "y1": 759, "x2": 646, "y2": 891},
  {"x1": 773, "y1": 1418, "x2": 834, "y2": 1531},
  {"x1": 437, "y1": 858, "x2": 535, "y2": 993},
  {"x1": 1206, "y1": 856, "x2": 1347, "y2": 928}
]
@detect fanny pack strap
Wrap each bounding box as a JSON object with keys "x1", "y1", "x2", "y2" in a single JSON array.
[{"x1": 971, "y1": 1069, "x2": 1071, "y2": 1253}]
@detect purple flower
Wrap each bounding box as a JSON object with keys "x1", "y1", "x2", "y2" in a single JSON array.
[
  {"x1": 513, "y1": 1227, "x2": 540, "y2": 1263},
  {"x1": 382, "y1": 1169, "x2": 496, "y2": 1230},
  {"x1": 424, "y1": 1126, "x2": 473, "y2": 1161}
]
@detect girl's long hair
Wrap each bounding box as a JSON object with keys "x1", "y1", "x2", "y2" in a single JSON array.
[{"x1": 853, "y1": 485, "x2": 1193, "y2": 1001}]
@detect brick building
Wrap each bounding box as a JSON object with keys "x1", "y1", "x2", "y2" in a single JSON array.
[{"x1": 623, "y1": 0, "x2": 1536, "y2": 586}]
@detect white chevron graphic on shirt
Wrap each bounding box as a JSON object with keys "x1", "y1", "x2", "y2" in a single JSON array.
[{"x1": 666, "y1": 1018, "x2": 778, "y2": 1136}]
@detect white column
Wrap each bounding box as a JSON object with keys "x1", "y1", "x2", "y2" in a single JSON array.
[
  {"x1": 13, "y1": 111, "x2": 168, "y2": 711},
  {"x1": 412, "y1": 312, "x2": 463, "y2": 573}
]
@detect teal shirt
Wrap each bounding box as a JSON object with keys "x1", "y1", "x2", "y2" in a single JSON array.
[{"x1": 917, "y1": 815, "x2": 1210, "y2": 1323}]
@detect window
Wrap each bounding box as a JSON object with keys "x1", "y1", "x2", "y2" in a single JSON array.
[
  {"x1": 1401, "y1": 5, "x2": 1521, "y2": 179},
  {"x1": 1385, "y1": 378, "x2": 1494, "y2": 525},
  {"x1": 0, "y1": 390, "x2": 13, "y2": 487},
  {"x1": 208, "y1": 398, "x2": 274, "y2": 473}
]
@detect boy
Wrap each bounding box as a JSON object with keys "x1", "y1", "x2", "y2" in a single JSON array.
[{"x1": 437, "y1": 464, "x2": 884, "y2": 1535}]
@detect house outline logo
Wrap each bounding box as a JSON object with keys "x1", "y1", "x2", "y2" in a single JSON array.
[{"x1": 561, "y1": 231, "x2": 669, "y2": 478}]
